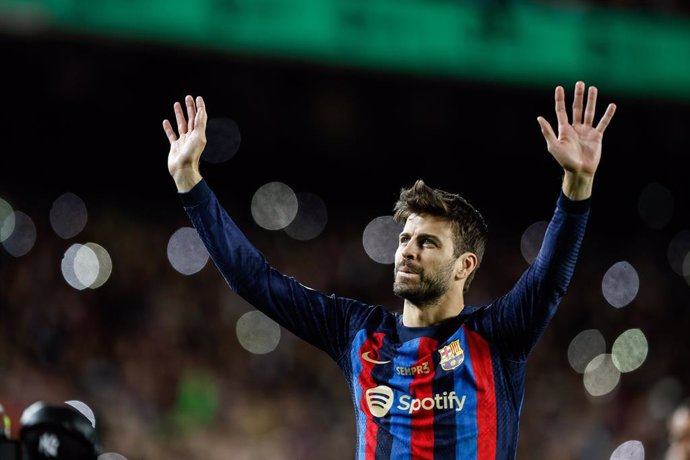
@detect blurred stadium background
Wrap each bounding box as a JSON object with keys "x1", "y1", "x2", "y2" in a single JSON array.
[{"x1": 1, "y1": 0, "x2": 690, "y2": 458}]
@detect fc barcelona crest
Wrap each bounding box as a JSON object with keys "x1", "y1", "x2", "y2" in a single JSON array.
[{"x1": 439, "y1": 339, "x2": 464, "y2": 371}]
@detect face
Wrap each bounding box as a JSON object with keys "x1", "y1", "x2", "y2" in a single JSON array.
[{"x1": 393, "y1": 213, "x2": 458, "y2": 306}]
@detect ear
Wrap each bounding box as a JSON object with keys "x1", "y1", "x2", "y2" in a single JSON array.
[{"x1": 455, "y1": 252, "x2": 478, "y2": 281}]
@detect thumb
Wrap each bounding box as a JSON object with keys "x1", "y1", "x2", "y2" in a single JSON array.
[{"x1": 537, "y1": 116, "x2": 557, "y2": 147}]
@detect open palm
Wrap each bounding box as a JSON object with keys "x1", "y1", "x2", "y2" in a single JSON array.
[
  {"x1": 537, "y1": 82, "x2": 616, "y2": 177},
  {"x1": 162, "y1": 95, "x2": 208, "y2": 183}
]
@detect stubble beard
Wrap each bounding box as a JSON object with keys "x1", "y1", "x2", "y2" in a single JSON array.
[{"x1": 393, "y1": 259, "x2": 455, "y2": 307}]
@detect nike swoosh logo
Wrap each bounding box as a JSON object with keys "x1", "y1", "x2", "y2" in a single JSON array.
[{"x1": 361, "y1": 351, "x2": 391, "y2": 365}]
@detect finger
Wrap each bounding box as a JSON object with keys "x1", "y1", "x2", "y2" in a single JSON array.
[
  {"x1": 162, "y1": 119, "x2": 177, "y2": 144},
  {"x1": 554, "y1": 85, "x2": 569, "y2": 130},
  {"x1": 195, "y1": 96, "x2": 208, "y2": 132},
  {"x1": 595, "y1": 103, "x2": 617, "y2": 134},
  {"x1": 583, "y1": 85, "x2": 598, "y2": 126},
  {"x1": 174, "y1": 101, "x2": 187, "y2": 135},
  {"x1": 571, "y1": 81, "x2": 585, "y2": 125},
  {"x1": 185, "y1": 95, "x2": 196, "y2": 132},
  {"x1": 196, "y1": 95, "x2": 206, "y2": 113},
  {"x1": 537, "y1": 116, "x2": 557, "y2": 146}
]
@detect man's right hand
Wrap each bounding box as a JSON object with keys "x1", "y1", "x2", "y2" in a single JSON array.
[{"x1": 162, "y1": 95, "x2": 208, "y2": 193}]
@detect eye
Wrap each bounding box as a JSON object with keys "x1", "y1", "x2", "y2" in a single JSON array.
[
  {"x1": 422, "y1": 238, "x2": 437, "y2": 247},
  {"x1": 399, "y1": 235, "x2": 410, "y2": 245}
]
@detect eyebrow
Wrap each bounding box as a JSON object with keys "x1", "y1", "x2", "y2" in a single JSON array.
[{"x1": 399, "y1": 232, "x2": 443, "y2": 244}]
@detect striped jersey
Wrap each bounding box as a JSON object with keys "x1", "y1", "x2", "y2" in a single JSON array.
[{"x1": 181, "y1": 180, "x2": 590, "y2": 459}]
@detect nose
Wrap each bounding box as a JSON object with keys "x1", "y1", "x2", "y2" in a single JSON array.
[{"x1": 400, "y1": 241, "x2": 417, "y2": 260}]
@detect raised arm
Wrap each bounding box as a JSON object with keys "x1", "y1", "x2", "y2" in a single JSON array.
[
  {"x1": 162, "y1": 95, "x2": 208, "y2": 193},
  {"x1": 537, "y1": 81, "x2": 616, "y2": 201}
]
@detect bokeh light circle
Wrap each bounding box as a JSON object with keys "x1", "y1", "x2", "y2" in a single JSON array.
[
  {"x1": 201, "y1": 117, "x2": 241, "y2": 164},
  {"x1": 568, "y1": 329, "x2": 606, "y2": 374},
  {"x1": 236, "y1": 310, "x2": 281, "y2": 354},
  {"x1": 62, "y1": 244, "x2": 88, "y2": 290},
  {"x1": 74, "y1": 244, "x2": 100, "y2": 287},
  {"x1": 0, "y1": 197, "x2": 15, "y2": 242},
  {"x1": 65, "y1": 400, "x2": 96, "y2": 428},
  {"x1": 60, "y1": 242, "x2": 112, "y2": 290},
  {"x1": 85, "y1": 242, "x2": 113, "y2": 289},
  {"x1": 611, "y1": 328, "x2": 648, "y2": 373},
  {"x1": 610, "y1": 440, "x2": 644, "y2": 460},
  {"x1": 2, "y1": 211, "x2": 36, "y2": 257},
  {"x1": 284, "y1": 192, "x2": 328, "y2": 241},
  {"x1": 682, "y1": 252, "x2": 690, "y2": 286},
  {"x1": 98, "y1": 454, "x2": 128, "y2": 460},
  {"x1": 362, "y1": 216, "x2": 402, "y2": 265},
  {"x1": 167, "y1": 227, "x2": 210, "y2": 275},
  {"x1": 667, "y1": 230, "x2": 690, "y2": 276},
  {"x1": 647, "y1": 377, "x2": 684, "y2": 421},
  {"x1": 251, "y1": 182, "x2": 298, "y2": 231},
  {"x1": 520, "y1": 220, "x2": 547, "y2": 264},
  {"x1": 50, "y1": 192, "x2": 88, "y2": 239},
  {"x1": 583, "y1": 354, "x2": 621, "y2": 397},
  {"x1": 601, "y1": 261, "x2": 639, "y2": 308}
]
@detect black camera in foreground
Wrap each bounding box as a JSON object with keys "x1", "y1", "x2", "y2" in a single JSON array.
[{"x1": 0, "y1": 401, "x2": 101, "y2": 460}]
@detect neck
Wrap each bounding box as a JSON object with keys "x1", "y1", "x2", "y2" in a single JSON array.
[{"x1": 402, "y1": 296, "x2": 465, "y2": 327}]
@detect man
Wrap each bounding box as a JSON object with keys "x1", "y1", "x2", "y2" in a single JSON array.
[{"x1": 162, "y1": 81, "x2": 616, "y2": 459}]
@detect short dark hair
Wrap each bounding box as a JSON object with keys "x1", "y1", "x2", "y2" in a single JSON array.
[{"x1": 392, "y1": 179, "x2": 488, "y2": 293}]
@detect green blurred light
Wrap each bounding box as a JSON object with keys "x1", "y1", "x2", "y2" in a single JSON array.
[
  {"x1": 3, "y1": 0, "x2": 690, "y2": 100},
  {"x1": 172, "y1": 371, "x2": 219, "y2": 431}
]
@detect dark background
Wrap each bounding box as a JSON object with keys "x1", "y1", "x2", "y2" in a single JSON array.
[{"x1": 4, "y1": 29, "x2": 690, "y2": 231}]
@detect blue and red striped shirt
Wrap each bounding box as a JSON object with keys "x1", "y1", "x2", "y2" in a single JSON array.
[{"x1": 181, "y1": 180, "x2": 590, "y2": 459}]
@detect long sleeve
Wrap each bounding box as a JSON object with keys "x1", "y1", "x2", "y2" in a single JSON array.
[
  {"x1": 472, "y1": 191, "x2": 590, "y2": 362},
  {"x1": 179, "y1": 179, "x2": 376, "y2": 362}
]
